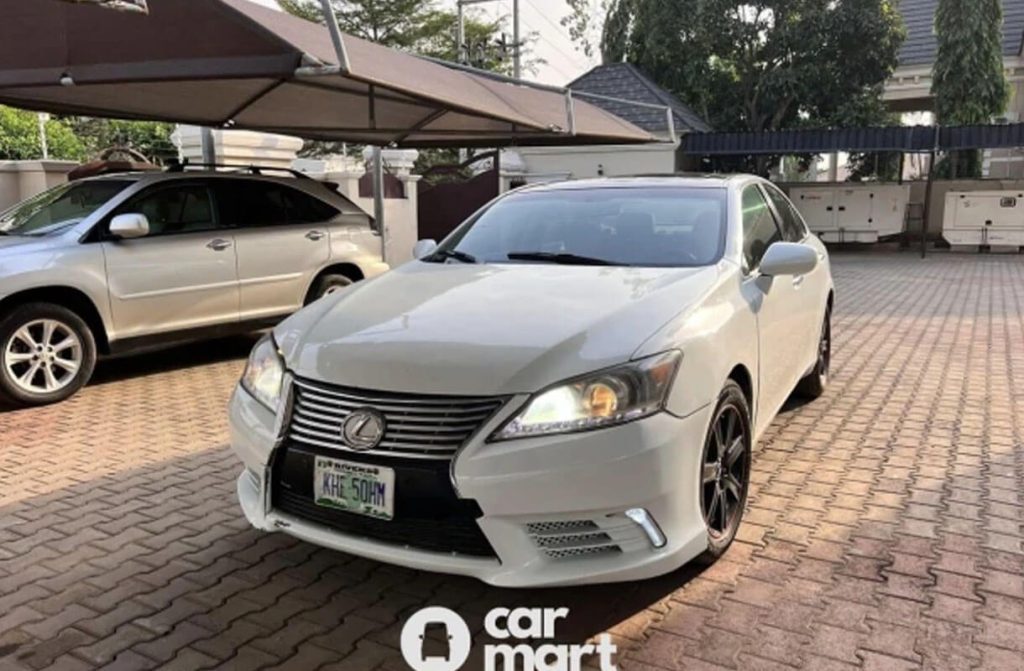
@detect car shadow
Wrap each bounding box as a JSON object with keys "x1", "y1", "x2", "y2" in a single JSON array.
[
  {"x1": 89, "y1": 334, "x2": 260, "y2": 387},
  {"x1": 0, "y1": 334, "x2": 259, "y2": 414}
]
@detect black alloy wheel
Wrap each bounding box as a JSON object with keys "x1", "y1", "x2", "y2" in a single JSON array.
[
  {"x1": 797, "y1": 305, "x2": 831, "y2": 399},
  {"x1": 698, "y1": 381, "x2": 752, "y2": 560}
]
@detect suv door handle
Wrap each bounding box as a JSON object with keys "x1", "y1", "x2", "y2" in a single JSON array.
[
  {"x1": 792, "y1": 275, "x2": 806, "y2": 288},
  {"x1": 206, "y1": 238, "x2": 232, "y2": 251},
  {"x1": 305, "y1": 230, "x2": 325, "y2": 241}
]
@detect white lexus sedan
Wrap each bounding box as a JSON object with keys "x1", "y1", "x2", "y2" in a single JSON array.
[{"x1": 229, "y1": 176, "x2": 834, "y2": 587}]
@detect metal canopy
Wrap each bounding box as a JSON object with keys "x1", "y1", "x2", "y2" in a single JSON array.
[
  {"x1": 682, "y1": 124, "x2": 1024, "y2": 155},
  {"x1": 0, "y1": 0, "x2": 656, "y2": 148}
]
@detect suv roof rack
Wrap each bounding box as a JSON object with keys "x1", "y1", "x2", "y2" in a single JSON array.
[{"x1": 164, "y1": 159, "x2": 313, "y2": 181}]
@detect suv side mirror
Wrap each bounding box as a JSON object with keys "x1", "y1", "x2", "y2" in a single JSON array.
[
  {"x1": 759, "y1": 242, "x2": 818, "y2": 277},
  {"x1": 413, "y1": 239, "x2": 438, "y2": 259},
  {"x1": 110, "y1": 213, "x2": 150, "y2": 239}
]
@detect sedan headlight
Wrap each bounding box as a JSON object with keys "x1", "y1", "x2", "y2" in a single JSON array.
[
  {"x1": 241, "y1": 334, "x2": 284, "y2": 412},
  {"x1": 493, "y1": 351, "x2": 682, "y2": 440}
]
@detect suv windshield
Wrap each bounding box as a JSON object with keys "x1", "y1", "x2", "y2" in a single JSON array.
[
  {"x1": 0, "y1": 180, "x2": 132, "y2": 236},
  {"x1": 431, "y1": 186, "x2": 727, "y2": 267}
]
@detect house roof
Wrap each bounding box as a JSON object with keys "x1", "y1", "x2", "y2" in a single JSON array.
[
  {"x1": 567, "y1": 63, "x2": 712, "y2": 134},
  {"x1": 898, "y1": 0, "x2": 1024, "y2": 67}
]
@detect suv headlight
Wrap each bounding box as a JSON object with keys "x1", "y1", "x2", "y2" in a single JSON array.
[
  {"x1": 492, "y1": 351, "x2": 681, "y2": 440},
  {"x1": 241, "y1": 334, "x2": 284, "y2": 412}
]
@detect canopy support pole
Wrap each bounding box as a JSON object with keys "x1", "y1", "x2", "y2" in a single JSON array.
[
  {"x1": 318, "y1": 0, "x2": 351, "y2": 73},
  {"x1": 200, "y1": 127, "x2": 216, "y2": 164},
  {"x1": 372, "y1": 146, "x2": 386, "y2": 263},
  {"x1": 564, "y1": 90, "x2": 576, "y2": 135}
]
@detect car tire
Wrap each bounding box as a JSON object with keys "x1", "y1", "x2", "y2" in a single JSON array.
[
  {"x1": 0, "y1": 303, "x2": 97, "y2": 407},
  {"x1": 307, "y1": 274, "x2": 354, "y2": 304},
  {"x1": 696, "y1": 380, "x2": 752, "y2": 563},
  {"x1": 796, "y1": 305, "x2": 831, "y2": 399}
]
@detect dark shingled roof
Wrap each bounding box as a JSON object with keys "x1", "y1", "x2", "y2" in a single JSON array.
[
  {"x1": 899, "y1": 0, "x2": 1024, "y2": 67},
  {"x1": 568, "y1": 63, "x2": 712, "y2": 134}
]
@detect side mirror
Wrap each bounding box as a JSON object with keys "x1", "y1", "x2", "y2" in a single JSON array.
[
  {"x1": 759, "y1": 242, "x2": 818, "y2": 277},
  {"x1": 109, "y1": 213, "x2": 150, "y2": 239},
  {"x1": 413, "y1": 239, "x2": 438, "y2": 260}
]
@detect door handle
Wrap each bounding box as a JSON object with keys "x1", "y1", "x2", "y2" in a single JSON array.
[
  {"x1": 206, "y1": 238, "x2": 232, "y2": 251},
  {"x1": 305, "y1": 230, "x2": 325, "y2": 241},
  {"x1": 792, "y1": 275, "x2": 805, "y2": 288}
]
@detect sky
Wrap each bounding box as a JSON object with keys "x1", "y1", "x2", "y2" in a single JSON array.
[{"x1": 247, "y1": 0, "x2": 598, "y2": 86}]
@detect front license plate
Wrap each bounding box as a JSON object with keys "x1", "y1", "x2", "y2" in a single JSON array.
[{"x1": 313, "y1": 456, "x2": 395, "y2": 521}]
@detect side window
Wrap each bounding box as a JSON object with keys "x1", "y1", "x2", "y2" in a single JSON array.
[
  {"x1": 282, "y1": 188, "x2": 340, "y2": 224},
  {"x1": 741, "y1": 185, "x2": 782, "y2": 272},
  {"x1": 123, "y1": 185, "x2": 217, "y2": 236},
  {"x1": 214, "y1": 181, "x2": 337, "y2": 227},
  {"x1": 763, "y1": 185, "x2": 808, "y2": 242}
]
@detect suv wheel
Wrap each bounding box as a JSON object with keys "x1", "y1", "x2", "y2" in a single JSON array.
[
  {"x1": 308, "y1": 273, "x2": 354, "y2": 303},
  {"x1": 0, "y1": 303, "x2": 97, "y2": 407}
]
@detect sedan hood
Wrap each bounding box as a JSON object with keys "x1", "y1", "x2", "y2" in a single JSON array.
[{"x1": 276, "y1": 261, "x2": 720, "y2": 396}]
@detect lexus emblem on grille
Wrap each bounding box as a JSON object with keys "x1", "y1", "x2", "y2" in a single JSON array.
[{"x1": 341, "y1": 408, "x2": 386, "y2": 451}]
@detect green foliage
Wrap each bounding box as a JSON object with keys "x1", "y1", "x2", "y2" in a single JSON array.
[
  {"x1": 932, "y1": 0, "x2": 1009, "y2": 177},
  {"x1": 932, "y1": 0, "x2": 1008, "y2": 125},
  {"x1": 594, "y1": 0, "x2": 905, "y2": 137},
  {"x1": 281, "y1": 0, "x2": 526, "y2": 165},
  {"x1": 279, "y1": 0, "x2": 507, "y2": 68},
  {"x1": 0, "y1": 106, "x2": 87, "y2": 161},
  {"x1": 64, "y1": 117, "x2": 177, "y2": 163}
]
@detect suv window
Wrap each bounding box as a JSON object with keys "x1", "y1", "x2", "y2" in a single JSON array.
[
  {"x1": 216, "y1": 181, "x2": 339, "y2": 227},
  {"x1": 741, "y1": 185, "x2": 782, "y2": 272},
  {"x1": 762, "y1": 184, "x2": 808, "y2": 242},
  {"x1": 122, "y1": 184, "x2": 218, "y2": 236}
]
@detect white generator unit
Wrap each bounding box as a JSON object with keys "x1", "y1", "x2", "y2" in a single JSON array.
[
  {"x1": 788, "y1": 184, "x2": 910, "y2": 243},
  {"x1": 943, "y1": 190, "x2": 1024, "y2": 252}
]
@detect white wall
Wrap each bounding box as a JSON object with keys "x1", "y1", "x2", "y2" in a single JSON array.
[
  {"x1": 503, "y1": 142, "x2": 678, "y2": 190},
  {"x1": 0, "y1": 161, "x2": 78, "y2": 212}
]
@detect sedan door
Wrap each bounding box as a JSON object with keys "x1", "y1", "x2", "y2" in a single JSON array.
[
  {"x1": 761, "y1": 183, "x2": 830, "y2": 373},
  {"x1": 101, "y1": 181, "x2": 240, "y2": 341},
  {"x1": 216, "y1": 180, "x2": 331, "y2": 321},
  {"x1": 738, "y1": 185, "x2": 806, "y2": 435}
]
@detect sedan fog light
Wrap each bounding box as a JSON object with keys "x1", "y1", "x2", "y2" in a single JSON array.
[{"x1": 625, "y1": 508, "x2": 667, "y2": 549}]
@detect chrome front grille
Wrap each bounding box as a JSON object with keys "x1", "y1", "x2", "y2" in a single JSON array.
[{"x1": 287, "y1": 377, "x2": 505, "y2": 460}]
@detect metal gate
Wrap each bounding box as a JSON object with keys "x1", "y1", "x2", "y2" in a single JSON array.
[{"x1": 417, "y1": 151, "x2": 500, "y2": 241}]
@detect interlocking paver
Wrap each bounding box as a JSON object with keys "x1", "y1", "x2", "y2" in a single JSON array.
[{"x1": 1, "y1": 254, "x2": 1022, "y2": 670}]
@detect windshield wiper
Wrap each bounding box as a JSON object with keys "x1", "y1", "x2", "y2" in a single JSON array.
[
  {"x1": 506, "y1": 251, "x2": 618, "y2": 266},
  {"x1": 431, "y1": 249, "x2": 478, "y2": 264}
]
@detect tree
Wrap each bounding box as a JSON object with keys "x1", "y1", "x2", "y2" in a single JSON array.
[
  {"x1": 279, "y1": 0, "x2": 507, "y2": 67},
  {"x1": 280, "y1": 0, "x2": 525, "y2": 170},
  {"x1": 568, "y1": 0, "x2": 905, "y2": 175},
  {"x1": 0, "y1": 106, "x2": 87, "y2": 161},
  {"x1": 932, "y1": 0, "x2": 1009, "y2": 177},
  {"x1": 64, "y1": 118, "x2": 177, "y2": 163}
]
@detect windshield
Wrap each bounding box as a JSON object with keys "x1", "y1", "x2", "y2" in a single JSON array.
[
  {"x1": 0, "y1": 180, "x2": 133, "y2": 236},
  {"x1": 431, "y1": 186, "x2": 727, "y2": 267}
]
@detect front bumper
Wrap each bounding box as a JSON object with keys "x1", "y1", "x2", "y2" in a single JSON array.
[{"x1": 230, "y1": 382, "x2": 713, "y2": 587}]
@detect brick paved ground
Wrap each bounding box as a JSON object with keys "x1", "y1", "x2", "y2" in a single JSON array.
[{"x1": 0, "y1": 252, "x2": 1022, "y2": 671}]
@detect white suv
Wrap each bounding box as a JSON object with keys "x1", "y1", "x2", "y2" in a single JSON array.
[{"x1": 0, "y1": 168, "x2": 388, "y2": 406}]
